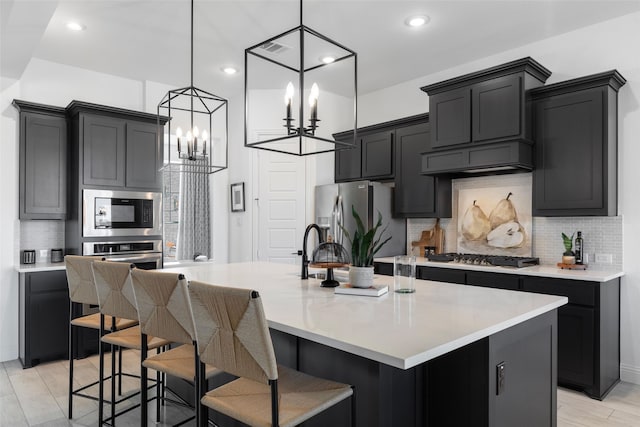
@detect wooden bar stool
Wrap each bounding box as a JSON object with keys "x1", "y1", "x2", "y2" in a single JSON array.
[
  {"x1": 188, "y1": 281, "x2": 356, "y2": 427},
  {"x1": 130, "y1": 268, "x2": 222, "y2": 426},
  {"x1": 91, "y1": 260, "x2": 170, "y2": 426},
  {"x1": 64, "y1": 255, "x2": 137, "y2": 419}
]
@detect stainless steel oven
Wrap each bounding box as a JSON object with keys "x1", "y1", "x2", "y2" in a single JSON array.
[
  {"x1": 83, "y1": 240, "x2": 162, "y2": 270},
  {"x1": 83, "y1": 189, "x2": 162, "y2": 237}
]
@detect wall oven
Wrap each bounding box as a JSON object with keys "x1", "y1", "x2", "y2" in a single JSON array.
[
  {"x1": 83, "y1": 240, "x2": 163, "y2": 270},
  {"x1": 83, "y1": 189, "x2": 162, "y2": 237}
]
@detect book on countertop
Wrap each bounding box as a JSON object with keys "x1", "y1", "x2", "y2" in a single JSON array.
[{"x1": 334, "y1": 283, "x2": 389, "y2": 297}]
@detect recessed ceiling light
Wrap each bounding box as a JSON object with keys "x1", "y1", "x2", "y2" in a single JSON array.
[
  {"x1": 221, "y1": 67, "x2": 237, "y2": 75},
  {"x1": 321, "y1": 56, "x2": 335, "y2": 64},
  {"x1": 405, "y1": 15, "x2": 430, "y2": 28},
  {"x1": 66, "y1": 22, "x2": 86, "y2": 32}
]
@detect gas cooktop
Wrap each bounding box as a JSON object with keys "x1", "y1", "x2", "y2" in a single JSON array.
[{"x1": 426, "y1": 253, "x2": 540, "y2": 268}]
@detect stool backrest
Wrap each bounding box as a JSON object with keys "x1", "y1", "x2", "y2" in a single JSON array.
[
  {"x1": 92, "y1": 260, "x2": 137, "y2": 320},
  {"x1": 188, "y1": 281, "x2": 278, "y2": 384},
  {"x1": 131, "y1": 269, "x2": 193, "y2": 345},
  {"x1": 65, "y1": 255, "x2": 104, "y2": 305}
]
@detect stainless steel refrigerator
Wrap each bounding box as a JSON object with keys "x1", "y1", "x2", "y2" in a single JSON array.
[{"x1": 315, "y1": 181, "x2": 406, "y2": 258}]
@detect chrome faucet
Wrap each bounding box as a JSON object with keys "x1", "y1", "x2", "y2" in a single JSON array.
[{"x1": 300, "y1": 223, "x2": 325, "y2": 279}]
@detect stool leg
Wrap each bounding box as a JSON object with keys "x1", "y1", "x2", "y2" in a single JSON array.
[
  {"x1": 110, "y1": 343, "x2": 116, "y2": 426},
  {"x1": 141, "y1": 335, "x2": 148, "y2": 426},
  {"x1": 98, "y1": 316, "x2": 105, "y2": 425},
  {"x1": 118, "y1": 346, "x2": 123, "y2": 395},
  {"x1": 68, "y1": 316, "x2": 74, "y2": 419}
]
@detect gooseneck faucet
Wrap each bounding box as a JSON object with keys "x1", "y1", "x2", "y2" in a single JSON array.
[{"x1": 300, "y1": 223, "x2": 325, "y2": 279}]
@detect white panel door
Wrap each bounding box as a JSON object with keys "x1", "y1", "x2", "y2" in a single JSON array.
[{"x1": 253, "y1": 134, "x2": 306, "y2": 264}]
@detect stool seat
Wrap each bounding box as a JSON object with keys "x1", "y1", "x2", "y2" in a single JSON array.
[
  {"x1": 71, "y1": 313, "x2": 137, "y2": 330},
  {"x1": 142, "y1": 344, "x2": 220, "y2": 382},
  {"x1": 101, "y1": 325, "x2": 171, "y2": 351}
]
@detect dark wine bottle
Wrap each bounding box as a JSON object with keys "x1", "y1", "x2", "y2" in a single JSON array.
[{"x1": 575, "y1": 231, "x2": 584, "y2": 264}]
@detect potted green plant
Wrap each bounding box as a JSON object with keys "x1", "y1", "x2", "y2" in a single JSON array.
[
  {"x1": 561, "y1": 232, "x2": 576, "y2": 264},
  {"x1": 340, "y1": 205, "x2": 392, "y2": 288}
]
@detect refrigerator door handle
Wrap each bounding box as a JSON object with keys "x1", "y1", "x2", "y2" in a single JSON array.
[{"x1": 333, "y1": 195, "x2": 343, "y2": 245}]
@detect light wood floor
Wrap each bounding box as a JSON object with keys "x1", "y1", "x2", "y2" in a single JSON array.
[{"x1": 1, "y1": 349, "x2": 639, "y2": 426}]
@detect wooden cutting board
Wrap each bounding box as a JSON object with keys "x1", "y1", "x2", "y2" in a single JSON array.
[{"x1": 411, "y1": 218, "x2": 445, "y2": 257}]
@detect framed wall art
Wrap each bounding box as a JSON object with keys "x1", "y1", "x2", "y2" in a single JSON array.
[{"x1": 230, "y1": 182, "x2": 245, "y2": 212}]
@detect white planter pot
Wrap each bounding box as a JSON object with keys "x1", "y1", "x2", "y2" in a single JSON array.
[{"x1": 349, "y1": 266, "x2": 374, "y2": 288}]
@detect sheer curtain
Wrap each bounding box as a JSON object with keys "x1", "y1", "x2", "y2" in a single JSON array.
[{"x1": 176, "y1": 160, "x2": 211, "y2": 260}]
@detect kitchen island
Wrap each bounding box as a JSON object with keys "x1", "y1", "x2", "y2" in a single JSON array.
[{"x1": 165, "y1": 261, "x2": 567, "y2": 427}]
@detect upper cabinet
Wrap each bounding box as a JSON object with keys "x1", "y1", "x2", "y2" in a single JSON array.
[
  {"x1": 420, "y1": 58, "x2": 552, "y2": 174},
  {"x1": 67, "y1": 101, "x2": 167, "y2": 192},
  {"x1": 334, "y1": 114, "x2": 452, "y2": 218},
  {"x1": 530, "y1": 71, "x2": 626, "y2": 216},
  {"x1": 13, "y1": 100, "x2": 68, "y2": 220},
  {"x1": 395, "y1": 118, "x2": 451, "y2": 218},
  {"x1": 334, "y1": 126, "x2": 395, "y2": 183}
]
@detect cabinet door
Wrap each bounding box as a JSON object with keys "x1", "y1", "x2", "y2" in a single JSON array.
[
  {"x1": 533, "y1": 88, "x2": 605, "y2": 216},
  {"x1": 23, "y1": 271, "x2": 69, "y2": 367},
  {"x1": 335, "y1": 136, "x2": 361, "y2": 182},
  {"x1": 557, "y1": 305, "x2": 595, "y2": 387},
  {"x1": 430, "y1": 87, "x2": 471, "y2": 148},
  {"x1": 20, "y1": 112, "x2": 67, "y2": 219},
  {"x1": 83, "y1": 114, "x2": 126, "y2": 187},
  {"x1": 472, "y1": 74, "x2": 522, "y2": 142},
  {"x1": 361, "y1": 130, "x2": 394, "y2": 179},
  {"x1": 126, "y1": 121, "x2": 162, "y2": 189},
  {"x1": 395, "y1": 122, "x2": 451, "y2": 217}
]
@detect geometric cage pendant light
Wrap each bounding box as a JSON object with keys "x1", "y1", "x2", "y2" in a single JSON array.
[
  {"x1": 158, "y1": 0, "x2": 228, "y2": 174},
  {"x1": 244, "y1": 0, "x2": 357, "y2": 156}
]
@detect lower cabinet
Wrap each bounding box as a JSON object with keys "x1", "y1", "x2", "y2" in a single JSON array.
[
  {"x1": 19, "y1": 270, "x2": 70, "y2": 368},
  {"x1": 375, "y1": 262, "x2": 620, "y2": 399}
]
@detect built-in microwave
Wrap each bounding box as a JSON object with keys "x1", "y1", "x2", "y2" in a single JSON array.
[{"x1": 82, "y1": 189, "x2": 162, "y2": 237}]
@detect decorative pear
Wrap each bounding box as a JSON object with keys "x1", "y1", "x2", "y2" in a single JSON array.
[
  {"x1": 487, "y1": 221, "x2": 525, "y2": 248},
  {"x1": 489, "y1": 192, "x2": 518, "y2": 229},
  {"x1": 461, "y1": 200, "x2": 491, "y2": 241}
]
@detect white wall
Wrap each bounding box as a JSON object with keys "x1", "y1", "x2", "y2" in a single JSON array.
[{"x1": 359, "y1": 11, "x2": 640, "y2": 383}]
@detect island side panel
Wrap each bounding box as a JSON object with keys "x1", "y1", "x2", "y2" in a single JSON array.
[{"x1": 488, "y1": 309, "x2": 558, "y2": 427}]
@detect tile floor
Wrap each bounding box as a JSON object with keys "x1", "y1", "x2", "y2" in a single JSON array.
[{"x1": 1, "y1": 350, "x2": 640, "y2": 426}]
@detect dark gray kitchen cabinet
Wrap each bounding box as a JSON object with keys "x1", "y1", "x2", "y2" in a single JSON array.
[
  {"x1": 521, "y1": 276, "x2": 619, "y2": 400},
  {"x1": 13, "y1": 100, "x2": 67, "y2": 220},
  {"x1": 466, "y1": 270, "x2": 519, "y2": 291},
  {"x1": 531, "y1": 71, "x2": 626, "y2": 216},
  {"x1": 334, "y1": 133, "x2": 361, "y2": 182},
  {"x1": 395, "y1": 120, "x2": 452, "y2": 218},
  {"x1": 334, "y1": 128, "x2": 394, "y2": 182},
  {"x1": 421, "y1": 58, "x2": 551, "y2": 150},
  {"x1": 429, "y1": 87, "x2": 471, "y2": 148},
  {"x1": 67, "y1": 101, "x2": 165, "y2": 192},
  {"x1": 361, "y1": 130, "x2": 394, "y2": 179},
  {"x1": 125, "y1": 120, "x2": 163, "y2": 189},
  {"x1": 19, "y1": 270, "x2": 69, "y2": 368},
  {"x1": 417, "y1": 266, "x2": 466, "y2": 284},
  {"x1": 82, "y1": 114, "x2": 126, "y2": 187}
]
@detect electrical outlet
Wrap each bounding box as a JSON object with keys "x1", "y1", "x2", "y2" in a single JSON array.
[
  {"x1": 583, "y1": 253, "x2": 591, "y2": 264},
  {"x1": 595, "y1": 253, "x2": 613, "y2": 264}
]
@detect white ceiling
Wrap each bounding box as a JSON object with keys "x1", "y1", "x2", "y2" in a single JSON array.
[{"x1": 2, "y1": 0, "x2": 640, "y2": 97}]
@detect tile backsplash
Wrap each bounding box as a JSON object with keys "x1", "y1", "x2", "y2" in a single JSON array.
[
  {"x1": 407, "y1": 173, "x2": 623, "y2": 270},
  {"x1": 20, "y1": 220, "x2": 65, "y2": 263}
]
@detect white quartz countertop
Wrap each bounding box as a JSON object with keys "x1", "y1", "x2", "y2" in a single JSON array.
[
  {"x1": 375, "y1": 257, "x2": 624, "y2": 282},
  {"x1": 163, "y1": 261, "x2": 567, "y2": 370},
  {"x1": 15, "y1": 262, "x2": 66, "y2": 273}
]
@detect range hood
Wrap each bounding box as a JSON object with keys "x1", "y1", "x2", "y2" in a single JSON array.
[
  {"x1": 421, "y1": 140, "x2": 534, "y2": 175},
  {"x1": 419, "y1": 57, "x2": 551, "y2": 176}
]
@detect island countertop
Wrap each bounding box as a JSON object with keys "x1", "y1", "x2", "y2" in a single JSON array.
[{"x1": 164, "y1": 261, "x2": 567, "y2": 370}]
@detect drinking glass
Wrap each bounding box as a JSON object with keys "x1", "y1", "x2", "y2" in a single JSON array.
[{"x1": 394, "y1": 255, "x2": 416, "y2": 293}]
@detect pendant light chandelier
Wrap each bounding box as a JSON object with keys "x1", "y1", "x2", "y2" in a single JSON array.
[
  {"x1": 158, "y1": 0, "x2": 228, "y2": 174},
  {"x1": 244, "y1": 0, "x2": 357, "y2": 156}
]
